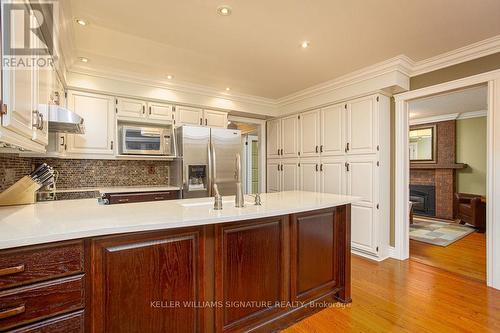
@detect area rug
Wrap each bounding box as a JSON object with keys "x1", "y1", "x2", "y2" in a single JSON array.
[{"x1": 410, "y1": 217, "x2": 475, "y2": 246}]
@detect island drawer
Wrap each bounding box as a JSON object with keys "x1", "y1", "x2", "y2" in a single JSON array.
[
  {"x1": 0, "y1": 275, "x2": 85, "y2": 331},
  {"x1": 7, "y1": 310, "x2": 84, "y2": 333},
  {"x1": 0, "y1": 241, "x2": 84, "y2": 290},
  {"x1": 101, "y1": 190, "x2": 180, "y2": 205}
]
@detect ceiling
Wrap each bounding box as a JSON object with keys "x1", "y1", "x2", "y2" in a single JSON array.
[
  {"x1": 409, "y1": 85, "x2": 488, "y2": 119},
  {"x1": 67, "y1": 0, "x2": 500, "y2": 99}
]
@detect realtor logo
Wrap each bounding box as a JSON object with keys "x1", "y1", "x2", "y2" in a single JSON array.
[{"x1": 2, "y1": 0, "x2": 56, "y2": 69}]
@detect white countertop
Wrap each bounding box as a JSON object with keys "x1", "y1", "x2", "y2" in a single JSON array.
[{"x1": 0, "y1": 191, "x2": 359, "y2": 250}]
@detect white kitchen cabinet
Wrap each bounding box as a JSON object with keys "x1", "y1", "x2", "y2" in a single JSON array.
[
  {"x1": 299, "y1": 158, "x2": 320, "y2": 192},
  {"x1": 266, "y1": 119, "x2": 281, "y2": 158},
  {"x1": 148, "y1": 102, "x2": 174, "y2": 122},
  {"x1": 176, "y1": 106, "x2": 204, "y2": 126},
  {"x1": 319, "y1": 157, "x2": 345, "y2": 195},
  {"x1": 299, "y1": 110, "x2": 320, "y2": 157},
  {"x1": 281, "y1": 115, "x2": 299, "y2": 158},
  {"x1": 265, "y1": 93, "x2": 390, "y2": 260},
  {"x1": 116, "y1": 98, "x2": 146, "y2": 118},
  {"x1": 266, "y1": 159, "x2": 281, "y2": 192},
  {"x1": 346, "y1": 96, "x2": 378, "y2": 155},
  {"x1": 32, "y1": 62, "x2": 55, "y2": 146},
  {"x1": 66, "y1": 91, "x2": 115, "y2": 156},
  {"x1": 320, "y1": 103, "x2": 345, "y2": 156},
  {"x1": 203, "y1": 109, "x2": 227, "y2": 128},
  {"x1": 281, "y1": 159, "x2": 299, "y2": 191}
]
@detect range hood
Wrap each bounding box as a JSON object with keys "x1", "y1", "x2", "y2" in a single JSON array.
[{"x1": 48, "y1": 106, "x2": 85, "y2": 134}]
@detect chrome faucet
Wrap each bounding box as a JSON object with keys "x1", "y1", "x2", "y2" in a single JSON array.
[
  {"x1": 213, "y1": 184, "x2": 223, "y2": 210},
  {"x1": 235, "y1": 153, "x2": 245, "y2": 208}
]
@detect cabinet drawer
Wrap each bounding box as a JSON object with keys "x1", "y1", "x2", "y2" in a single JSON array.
[
  {"x1": 0, "y1": 275, "x2": 84, "y2": 331},
  {"x1": 8, "y1": 310, "x2": 84, "y2": 333},
  {"x1": 0, "y1": 241, "x2": 84, "y2": 290},
  {"x1": 102, "y1": 190, "x2": 180, "y2": 205}
]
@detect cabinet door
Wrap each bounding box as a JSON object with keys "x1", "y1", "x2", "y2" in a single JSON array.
[
  {"x1": 320, "y1": 157, "x2": 345, "y2": 195},
  {"x1": 299, "y1": 158, "x2": 320, "y2": 192},
  {"x1": 89, "y1": 228, "x2": 205, "y2": 333},
  {"x1": 66, "y1": 91, "x2": 115, "y2": 155},
  {"x1": 346, "y1": 156, "x2": 377, "y2": 254},
  {"x1": 177, "y1": 106, "x2": 203, "y2": 126},
  {"x1": 300, "y1": 110, "x2": 320, "y2": 157},
  {"x1": 32, "y1": 65, "x2": 54, "y2": 145},
  {"x1": 266, "y1": 159, "x2": 281, "y2": 192},
  {"x1": 281, "y1": 115, "x2": 299, "y2": 158},
  {"x1": 215, "y1": 218, "x2": 287, "y2": 331},
  {"x1": 147, "y1": 102, "x2": 173, "y2": 121},
  {"x1": 290, "y1": 209, "x2": 338, "y2": 303},
  {"x1": 203, "y1": 109, "x2": 227, "y2": 128},
  {"x1": 281, "y1": 159, "x2": 299, "y2": 191},
  {"x1": 347, "y1": 96, "x2": 377, "y2": 155},
  {"x1": 116, "y1": 97, "x2": 146, "y2": 118},
  {"x1": 266, "y1": 119, "x2": 281, "y2": 158},
  {"x1": 1, "y1": 4, "x2": 36, "y2": 139},
  {"x1": 321, "y1": 103, "x2": 345, "y2": 156}
]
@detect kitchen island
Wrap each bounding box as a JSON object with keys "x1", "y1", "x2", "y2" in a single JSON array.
[{"x1": 0, "y1": 191, "x2": 357, "y2": 332}]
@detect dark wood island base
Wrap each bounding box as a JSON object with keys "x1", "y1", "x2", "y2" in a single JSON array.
[{"x1": 0, "y1": 205, "x2": 351, "y2": 332}]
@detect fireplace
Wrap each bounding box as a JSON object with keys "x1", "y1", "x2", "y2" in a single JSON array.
[{"x1": 410, "y1": 185, "x2": 436, "y2": 217}]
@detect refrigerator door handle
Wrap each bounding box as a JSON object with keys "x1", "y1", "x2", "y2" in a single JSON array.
[
  {"x1": 211, "y1": 141, "x2": 217, "y2": 186},
  {"x1": 207, "y1": 142, "x2": 212, "y2": 197}
]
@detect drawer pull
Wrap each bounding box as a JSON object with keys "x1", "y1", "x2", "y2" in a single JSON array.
[
  {"x1": 118, "y1": 199, "x2": 130, "y2": 203},
  {"x1": 154, "y1": 197, "x2": 165, "y2": 200},
  {"x1": 0, "y1": 304, "x2": 25, "y2": 320},
  {"x1": 0, "y1": 264, "x2": 25, "y2": 277}
]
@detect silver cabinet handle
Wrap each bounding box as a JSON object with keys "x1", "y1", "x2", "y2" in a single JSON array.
[
  {"x1": 32, "y1": 110, "x2": 40, "y2": 129},
  {"x1": 38, "y1": 113, "x2": 44, "y2": 130},
  {"x1": 110, "y1": 141, "x2": 114, "y2": 150}
]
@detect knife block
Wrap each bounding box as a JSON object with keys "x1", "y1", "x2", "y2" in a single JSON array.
[{"x1": 0, "y1": 176, "x2": 41, "y2": 206}]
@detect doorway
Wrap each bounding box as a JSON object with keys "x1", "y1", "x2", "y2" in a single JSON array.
[
  {"x1": 407, "y1": 85, "x2": 487, "y2": 282},
  {"x1": 394, "y1": 69, "x2": 500, "y2": 290}
]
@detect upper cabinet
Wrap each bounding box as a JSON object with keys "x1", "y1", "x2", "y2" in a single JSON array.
[
  {"x1": 148, "y1": 102, "x2": 174, "y2": 122},
  {"x1": 176, "y1": 106, "x2": 203, "y2": 126},
  {"x1": 281, "y1": 115, "x2": 299, "y2": 157},
  {"x1": 320, "y1": 103, "x2": 344, "y2": 156},
  {"x1": 346, "y1": 96, "x2": 378, "y2": 155},
  {"x1": 116, "y1": 98, "x2": 146, "y2": 119},
  {"x1": 66, "y1": 91, "x2": 115, "y2": 156},
  {"x1": 203, "y1": 109, "x2": 227, "y2": 128},
  {"x1": 299, "y1": 110, "x2": 320, "y2": 157},
  {"x1": 176, "y1": 106, "x2": 227, "y2": 128},
  {"x1": 266, "y1": 119, "x2": 281, "y2": 158}
]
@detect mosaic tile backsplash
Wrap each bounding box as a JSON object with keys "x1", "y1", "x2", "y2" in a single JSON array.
[{"x1": 0, "y1": 154, "x2": 170, "y2": 191}]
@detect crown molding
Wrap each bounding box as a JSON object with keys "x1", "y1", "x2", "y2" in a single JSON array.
[
  {"x1": 457, "y1": 109, "x2": 487, "y2": 119},
  {"x1": 64, "y1": 35, "x2": 499, "y2": 113},
  {"x1": 409, "y1": 109, "x2": 487, "y2": 125},
  {"x1": 409, "y1": 113, "x2": 459, "y2": 125},
  {"x1": 411, "y1": 35, "x2": 500, "y2": 76},
  {"x1": 67, "y1": 66, "x2": 277, "y2": 109},
  {"x1": 276, "y1": 55, "x2": 414, "y2": 107}
]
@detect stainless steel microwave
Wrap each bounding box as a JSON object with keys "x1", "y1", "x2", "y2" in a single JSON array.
[{"x1": 119, "y1": 125, "x2": 176, "y2": 156}]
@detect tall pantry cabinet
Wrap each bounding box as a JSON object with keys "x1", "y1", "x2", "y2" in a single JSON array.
[{"x1": 266, "y1": 94, "x2": 390, "y2": 260}]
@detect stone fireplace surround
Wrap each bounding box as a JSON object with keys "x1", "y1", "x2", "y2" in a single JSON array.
[{"x1": 409, "y1": 120, "x2": 465, "y2": 220}]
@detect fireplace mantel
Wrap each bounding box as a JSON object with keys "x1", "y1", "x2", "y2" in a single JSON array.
[{"x1": 410, "y1": 163, "x2": 468, "y2": 170}]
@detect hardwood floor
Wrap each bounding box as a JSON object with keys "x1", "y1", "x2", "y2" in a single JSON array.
[
  {"x1": 284, "y1": 255, "x2": 500, "y2": 333},
  {"x1": 410, "y1": 231, "x2": 486, "y2": 282}
]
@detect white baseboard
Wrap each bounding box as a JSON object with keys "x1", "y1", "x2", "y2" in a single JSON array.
[
  {"x1": 351, "y1": 248, "x2": 388, "y2": 262},
  {"x1": 387, "y1": 246, "x2": 398, "y2": 259}
]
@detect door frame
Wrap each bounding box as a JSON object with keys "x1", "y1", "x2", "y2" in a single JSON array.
[
  {"x1": 394, "y1": 69, "x2": 500, "y2": 290},
  {"x1": 228, "y1": 115, "x2": 267, "y2": 194}
]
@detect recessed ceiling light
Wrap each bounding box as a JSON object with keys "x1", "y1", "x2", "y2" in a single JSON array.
[
  {"x1": 166, "y1": 75, "x2": 174, "y2": 80},
  {"x1": 301, "y1": 41, "x2": 310, "y2": 49},
  {"x1": 79, "y1": 57, "x2": 89, "y2": 63},
  {"x1": 225, "y1": 87, "x2": 231, "y2": 91},
  {"x1": 75, "y1": 19, "x2": 87, "y2": 26},
  {"x1": 217, "y1": 5, "x2": 232, "y2": 16}
]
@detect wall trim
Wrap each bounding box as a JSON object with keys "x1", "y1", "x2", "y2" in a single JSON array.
[{"x1": 386, "y1": 246, "x2": 397, "y2": 259}]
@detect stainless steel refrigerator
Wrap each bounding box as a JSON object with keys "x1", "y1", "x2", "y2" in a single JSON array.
[{"x1": 172, "y1": 126, "x2": 242, "y2": 198}]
